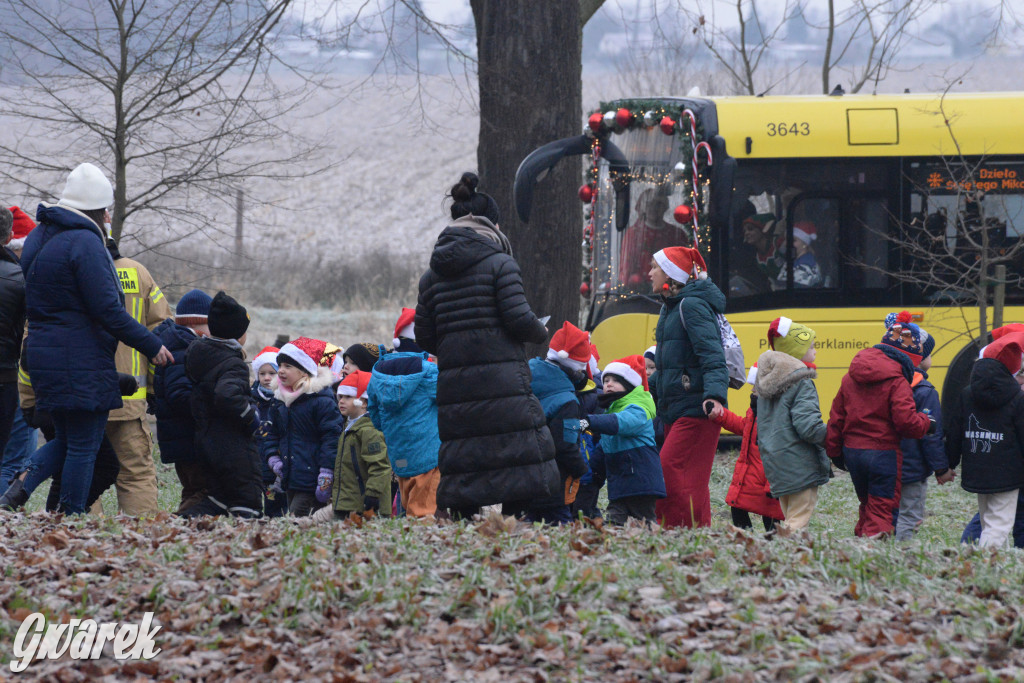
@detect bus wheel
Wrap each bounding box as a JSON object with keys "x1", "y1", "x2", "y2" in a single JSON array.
[{"x1": 940, "y1": 339, "x2": 985, "y2": 432}]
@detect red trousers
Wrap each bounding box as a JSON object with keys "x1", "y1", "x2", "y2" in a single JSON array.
[{"x1": 656, "y1": 416, "x2": 721, "y2": 528}]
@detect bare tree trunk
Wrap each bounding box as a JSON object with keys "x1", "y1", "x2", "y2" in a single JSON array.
[
  {"x1": 470, "y1": 0, "x2": 583, "y2": 350},
  {"x1": 822, "y1": 0, "x2": 835, "y2": 94}
]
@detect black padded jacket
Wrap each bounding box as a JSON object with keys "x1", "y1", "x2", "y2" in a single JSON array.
[
  {"x1": 415, "y1": 222, "x2": 557, "y2": 509},
  {"x1": 0, "y1": 247, "x2": 25, "y2": 381}
]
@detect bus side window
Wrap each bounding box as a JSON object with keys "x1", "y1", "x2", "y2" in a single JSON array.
[
  {"x1": 782, "y1": 198, "x2": 837, "y2": 289},
  {"x1": 843, "y1": 199, "x2": 891, "y2": 290}
]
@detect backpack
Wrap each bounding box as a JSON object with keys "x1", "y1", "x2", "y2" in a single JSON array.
[{"x1": 678, "y1": 299, "x2": 747, "y2": 390}]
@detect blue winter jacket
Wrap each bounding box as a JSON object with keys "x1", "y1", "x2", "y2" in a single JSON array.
[
  {"x1": 251, "y1": 381, "x2": 281, "y2": 484},
  {"x1": 587, "y1": 387, "x2": 667, "y2": 501},
  {"x1": 367, "y1": 351, "x2": 440, "y2": 478},
  {"x1": 260, "y1": 369, "x2": 344, "y2": 493},
  {"x1": 21, "y1": 204, "x2": 162, "y2": 412},
  {"x1": 152, "y1": 319, "x2": 200, "y2": 464},
  {"x1": 900, "y1": 371, "x2": 947, "y2": 483},
  {"x1": 528, "y1": 358, "x2": 588, "y2": 508}
]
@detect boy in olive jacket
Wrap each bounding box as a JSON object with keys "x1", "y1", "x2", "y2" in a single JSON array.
[
  {"x1": 329, "y1": 370, "x2": 391, "y2": 519},
  {"x1": 751, "y1": 317, "x2": 828, "y2": 532}
]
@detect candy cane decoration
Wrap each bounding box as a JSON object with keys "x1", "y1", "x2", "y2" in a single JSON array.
[{"x1": 680, "y1": 109, "x2": 714, "y2": 247}]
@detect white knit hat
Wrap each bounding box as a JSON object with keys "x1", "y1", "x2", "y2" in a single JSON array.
[{"x1": 58, "y1": 163, "x2": 114, "y2": 211}]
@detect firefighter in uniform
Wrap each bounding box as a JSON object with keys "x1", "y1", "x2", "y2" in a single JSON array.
[{"x1": 98, "y1": 240, "x2": 170, "y2": 515}]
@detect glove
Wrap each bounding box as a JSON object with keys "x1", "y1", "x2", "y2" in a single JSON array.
[
  {"x1": 926, "y1": 417, "x2": 937, "y2": 435},
  {"x1": 268, "y1": 456, "x2": 284, "y2": 477},
  {"x1": 270, "y1": 476, "x2": 285, "y2": 494},
  {"x1": 315, "y1": 468, "x2": 334, "y2": 504},
  {"x1": 363, "y1": 496, "x2": 380, "y2": 512},
  {"x1": 579, "y1": 418, "x2": 590, "y2": 432},
  {"x1": 146, "y1": 396, "x2": 157, "y2": 415},
  {"x1": 831, "y1": 454, "x2": 847, "y2": 471},
  {"x1": 117, "y1": 373, "x2": 138, "y2": 397}
]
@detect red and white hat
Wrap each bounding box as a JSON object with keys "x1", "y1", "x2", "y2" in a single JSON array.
[
  {"x1": 547, "y1": 321, "x2": 592, "y2": 372},
  {"x1": 653, "y1": 247, "x2": 708, "y2": 285},
  {"x1": 337, "y1": 369, "x2": 371, "y2": 398},
  {"x1": 278, "y1": 336, "x2": 327, "y2": 377},
  {"x1": 793, "y1": 221, "x2": 817, "y2": 245},
  {"x1": 251, "y1": 346, "x2": 279, "y2": 375},
  {"x1": 6, "y1": 207, "x2": 35, "y2": 251},
  {"x1": 393, "y1": 307, "x2": 416, "y2": 348},
  {"x1": 603, "y1": 355, "x2": 649, "y2": 392},
  {"x1": 983, "y1": 332, "x2": 1024, "y2": 376},
  {"x1": 588, "y1": 342, "x2": 601, "y2": 379},
  {"x1": 979, "y1": 323, "x2": 1024, "y2": 358},
  {"x1": 746, "y1": 362, "x2": 758, "y2": 386},
  {"x1": 766, "y1": 316, "x2": 793, "y2": 350}
]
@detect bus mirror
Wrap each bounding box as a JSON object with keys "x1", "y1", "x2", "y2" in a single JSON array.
[{"x1": 513, "y1": 134, "x2": 593, "y2": 223}]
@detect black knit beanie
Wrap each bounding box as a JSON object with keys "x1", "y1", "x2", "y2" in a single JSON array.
[
  {"x1": 208, "y1": 291, "x2": 250, "y2": 340},
  {"x1": 449, "y1": 172, "x2": 500, "y2": 225},
  {"x1": 344, "y1": 342, "x2": 380, "y2": 372}
]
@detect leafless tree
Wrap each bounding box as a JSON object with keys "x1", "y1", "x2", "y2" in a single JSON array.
[
  {"x1": 0, "y1": 0, "x2": 331, "y2": 255},
  {"x1": 818, "y1": 0, "x2": 941, "y2": 95}
]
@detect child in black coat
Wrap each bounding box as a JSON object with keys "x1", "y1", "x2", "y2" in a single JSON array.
[
  {"x1": 251, "y1": 346, "x2": 286, "y2": 517},
  {"x1": 178, "y1": 292, "x2": 263, "y2": 518},
  {"x1": 946, "y1": 332, "x2": 1024, "y2": 548}
]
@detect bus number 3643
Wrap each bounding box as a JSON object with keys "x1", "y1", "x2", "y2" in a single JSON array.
[{"x1": 766, "y1": 122, "x2": 811, "y2": 136}]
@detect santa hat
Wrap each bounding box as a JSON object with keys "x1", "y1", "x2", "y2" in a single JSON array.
[
  {"x1": 602, "y1": 355, "x2": 649, "y2": 392},
  {"x1": 881, "y1": 311, "x2": 924, "y2": 366},
  {"x1": 792, "y1": 221, "x2": 817, "y2": 245},
  {"x1": 653, "y1": 247, "x2": 708, "y2": 285},
  {"x1": 547, "y1": 321, "x2": 592, "y2": 372},
  {"x1": 252, "y1": 346, "x2": 279, "y2": 375},
  {"x1": 979, "y1": 323, "x2": 1024, "y2": 359},
  {"x1": 6, "y1": 207, "x2": 35, "y2": 251},
  {"x1": 983, "y1": 332, "x2": 1024, "y2": 375},
  {"x1": 767, "y1": 316, "x2": 816, "y2": 360},
  {"x1": 393, "y1": 308, "x2": 416, "y2": 348},
  {"x1": 746, "y1": 362, "x2": 758, "y2": 386},
  {"x1": 278, "y1": 336, "x2": 327, "y2": 377},
  {"x1": 643, "y1": 345, "x2": 657, "y2": 361},
  {"x1": 588, "y1": 342, "x2": 601, "y2": 379},
  {"x1": 741, "y1": 213, "x2": 776, "y2": 235},
  {"x1": 337, "y1": 369, "x2": 371, "y2": 400}
]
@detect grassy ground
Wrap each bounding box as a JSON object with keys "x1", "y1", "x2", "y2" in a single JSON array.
[{"x1": 3, "y1": 450, "x2": 1022, "y2": 681}]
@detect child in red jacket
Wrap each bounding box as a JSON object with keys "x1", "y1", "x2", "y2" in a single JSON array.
[
  {"x1": 826, "y1": 318, "x2": 934, "y2": 537},
  {"x1": 712, "y1": 363, "x2": 783, "y2": 532}
]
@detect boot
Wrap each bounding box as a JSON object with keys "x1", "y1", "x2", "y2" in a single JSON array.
[{"x1": 0, "y1": 478, "x2": 29, "y2": 511}]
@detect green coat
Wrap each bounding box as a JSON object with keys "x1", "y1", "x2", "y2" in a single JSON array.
[
  {"x1": 653, "y1": 279, "x2": 730, "y2": 422},
  {"x1": 753, "y1": 350, "x2": 829, "y2": 498},
  {"x1": 332, "y1": 414, "x2": 392, "y2": 515}
]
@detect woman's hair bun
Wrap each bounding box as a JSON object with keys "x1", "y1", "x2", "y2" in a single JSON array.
[{"x1": 450, "y1": 171, "x2": 479, "y2": 203}]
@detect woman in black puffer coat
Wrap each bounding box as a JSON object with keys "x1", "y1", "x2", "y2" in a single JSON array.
[{"x1": 415, "y1": 172, "x2": 557, "y2": 517}]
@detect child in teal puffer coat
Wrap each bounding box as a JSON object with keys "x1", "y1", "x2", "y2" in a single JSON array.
[{"x1": 585, "y1": 356, "x2": 666, "y2": 525}]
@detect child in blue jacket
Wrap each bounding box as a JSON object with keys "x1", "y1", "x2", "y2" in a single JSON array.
[
  {"x1": 251, "y1": 345, "x2": 286, "y2": 517},
  {"x1": 152, "y1": 288, "x2": 211, "y2": 513},
  {"x1": 893, "y1": 324, "x2": 953, "y2": 541},
  {"x1": 367, "y1": 312, "x2": 441, "y2": 518},
  {"x1": 585, "y1": 356, "x2": 666, "y2": 525},
  {"x1": 262, "y1": 337, "x2": 344, "y2": 516}
]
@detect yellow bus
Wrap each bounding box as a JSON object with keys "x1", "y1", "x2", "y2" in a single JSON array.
[{"x1": 515, "y1": 92, "x2": 1024, "y2": 420}]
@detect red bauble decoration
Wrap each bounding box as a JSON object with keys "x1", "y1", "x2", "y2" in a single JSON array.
[
  {"x1": 659, "y1": 116, "x2": 676, "y2": 135},
  {"x1": 673, "y1": 204, "x2": 693, "y2": 224},
  {"x1": 580, "y1": 282, "x2": 591, "y2": 297},
  {"x1": 615, "y1": 108, "x2": 633, "y2": 128},
  {"x1": 588, "y1": 112, "x2": 604, "y2": 133},
  {"x1": 628, "y1": 273, "x2": 643, "y2": 286},
  {"x1": 578, "y1": 184, "x2": 594, "y2": 203}
]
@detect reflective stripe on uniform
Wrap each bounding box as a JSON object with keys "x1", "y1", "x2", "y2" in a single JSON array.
[
  {"x1": 122, "y1": 385, "x2": 147, "y2": 401},
  {"x1": 18, "y1": 366, "x2": 31, "y2": 386},
  {"x1": 150, "y1": 286, "x2": 164, "y2": 304}
]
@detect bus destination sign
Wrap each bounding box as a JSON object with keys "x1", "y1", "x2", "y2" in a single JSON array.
[{"x1": 911, "y1": 162, "x2": 1024, "y2": 195}]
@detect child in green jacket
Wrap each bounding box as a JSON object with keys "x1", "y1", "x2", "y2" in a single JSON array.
[
  {"x1": 750, "y1": 317, "x2": 828, "y2": 533},
  {"x1": 312, "y1": 370, "x2": 391, "y2": 522}
]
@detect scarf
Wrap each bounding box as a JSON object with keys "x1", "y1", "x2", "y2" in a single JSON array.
[
  {"x1": 597, "y1": 390, "x2": 629, "y2": 410},
  {"x1": 277, "y1": 375, "x2": 309, "y2": 407},
  {"x1": 450, "y1": 214, "x2": 513, "y2": 256}
]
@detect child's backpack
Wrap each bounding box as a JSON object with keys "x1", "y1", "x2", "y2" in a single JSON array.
[{"x1": 679, "y1": 299, "x2": 747, "y2": 390}]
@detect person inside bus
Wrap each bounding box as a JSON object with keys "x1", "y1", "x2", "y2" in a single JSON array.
[
  {"x1": 740, "y1": 213, "x2": 785, "y2": 288},
  {"x1": 776, "y1": 221, "x2": 823, "y2": 289},
  {"x1": 619, "y1": 188, "x2": 691, "y2": 288}
]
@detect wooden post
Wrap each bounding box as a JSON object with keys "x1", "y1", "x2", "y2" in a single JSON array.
[
  {"x1": 235, "y1": 187, "x2": 244, "y2": 265},
  {"x1": 994, "y1": 264, "x2": 1006, "y2": 331}
]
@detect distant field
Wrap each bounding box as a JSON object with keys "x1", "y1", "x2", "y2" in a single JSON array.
[{"x1": 4, "y1": 449, "x2": 1019, "y2": 680}]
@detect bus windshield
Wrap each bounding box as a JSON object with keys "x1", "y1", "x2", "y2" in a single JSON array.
[{"x1": 591, "y1": 125, "x2": 695, "y2": 300}]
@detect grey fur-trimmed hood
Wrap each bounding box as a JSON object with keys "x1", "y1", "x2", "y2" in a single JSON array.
[{"x1": 754, "y1": 350, "x2": 817, "y2": 399}]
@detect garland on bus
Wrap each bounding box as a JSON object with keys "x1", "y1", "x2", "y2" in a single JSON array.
[{"x1": 578, "y1": 99, "x2": 713, "y2": 298}]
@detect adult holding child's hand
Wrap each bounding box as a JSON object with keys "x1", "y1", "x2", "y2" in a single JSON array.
[
  {"x1": 0, "y1": 163, "x2": 167, "y2": 514},
  {"x1": 415, "y1": 172, "x2": 556, "y2": 520}
]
